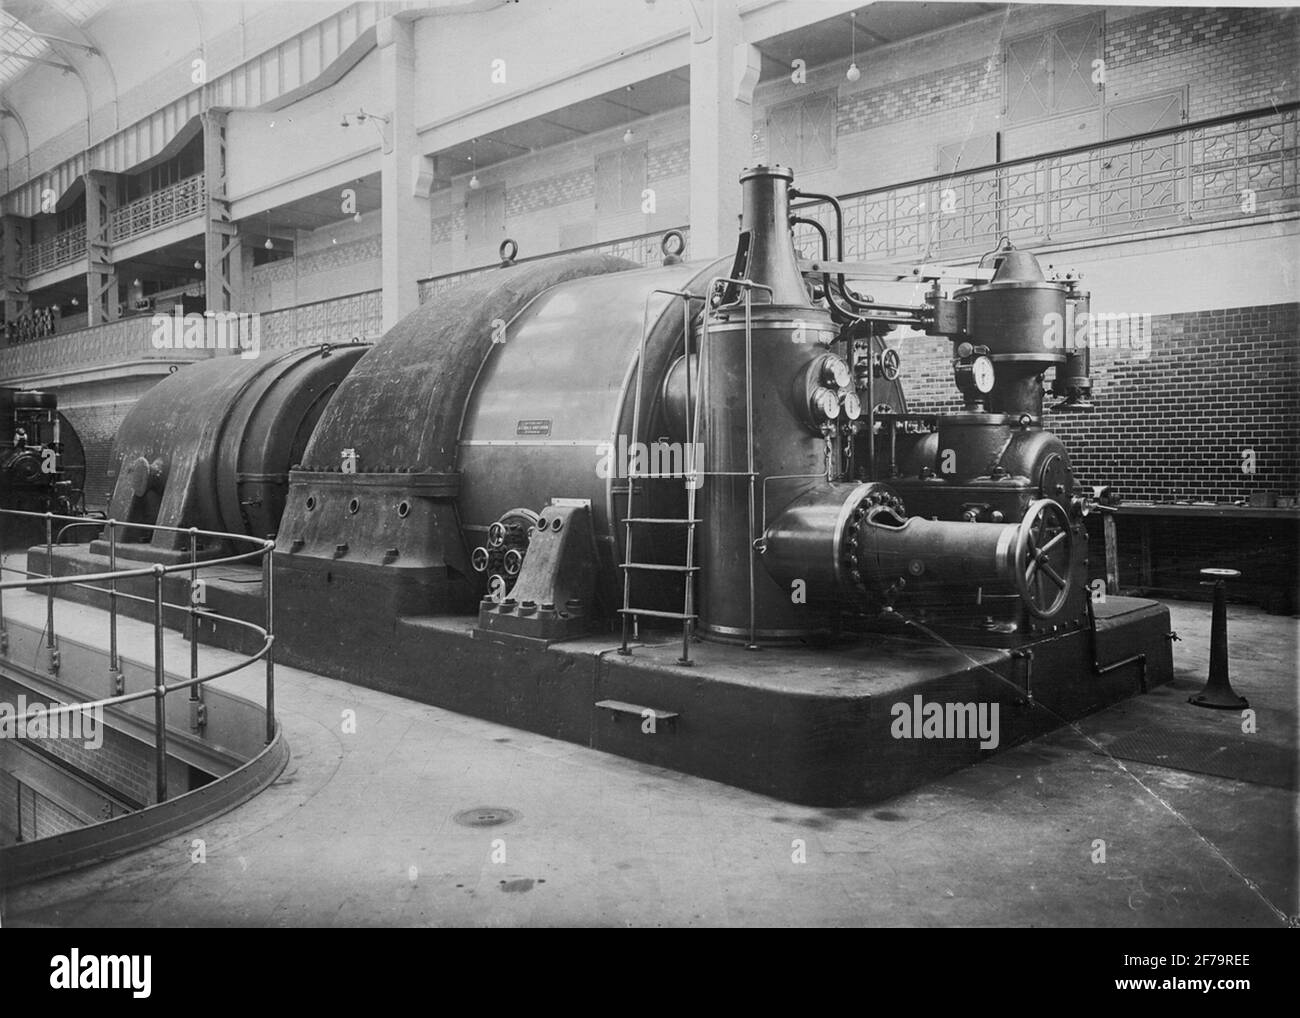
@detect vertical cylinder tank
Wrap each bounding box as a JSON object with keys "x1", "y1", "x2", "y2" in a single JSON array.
[{"x1": 698, "y1": 166, "x2": 844, "y2": 642}]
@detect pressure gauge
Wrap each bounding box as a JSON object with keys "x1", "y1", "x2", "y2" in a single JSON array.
[
  {"x1": 821, "y1": 355, "x2": 852, "y2": 389},
  {"x1": 971, "y1": 355, "x2": 996, "y2": 394},
  {"x1": 813, "y1": 386, "x2": 841, "y2": 420},
  {"x1": 841, "y1": 391, "x2": 862, "y2": 420}
]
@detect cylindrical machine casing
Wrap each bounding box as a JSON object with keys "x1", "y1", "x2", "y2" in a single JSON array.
[
  {"x1": 761, "y1": 481, "x2": 1020, "y2": 605},
  {"x1": 857, "y1": 514, "x2": 1019, "y2": 589},
  {"x1": 697, "y1": 165, "x2": 841, "y2": 641},
  {"x1": 962, "y1": 283, "x2": 1068, "y2": 363},
  {"x1": 104, "y1": 343, "x2": 368, "y2": 552},
  {"x1": 759, "y1": 481, "x2": 902, "y2": 604},
  {"x1": 698, "y1": 316, "x2": 835, "y2": 639}
]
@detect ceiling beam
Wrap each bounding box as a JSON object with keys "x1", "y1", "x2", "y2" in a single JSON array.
[
  {"x1": 4, "y1": 29, "x2": 99, "y2": 55},
  {"x1": 533, "y1": 115, "x2": 591, "y2": 137},
  {"x1": 0, "y1": 48, "x2": 73, "y2": 71},
  {"x1": 484, "y1": 135, "x2": 531, "y2": 154}
]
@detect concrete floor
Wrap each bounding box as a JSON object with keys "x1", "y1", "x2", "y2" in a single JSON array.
[{"x1": 0, "y1": 573, "x2": 1295, "y2": 927}]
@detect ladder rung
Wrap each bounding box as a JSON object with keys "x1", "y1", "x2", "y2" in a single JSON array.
[
  {"x1": 618, "y1": 608, "x2": 698, "y2": 620},
  {"x1": 620, "y1": 563, "x2": 698, "y2": 573},
  {"x1": 622, "y1": 517, "x2": 701, "y2": 525}
]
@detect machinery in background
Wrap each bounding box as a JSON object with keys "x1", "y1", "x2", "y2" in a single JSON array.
[
  {"x1": 33, "y1": 166, "x2": 1172, "y2": 806},
  {"x1": 1, "y1": 387, "x2": 85, "y2": 546},
  {"x1": 94, "y1": 342, "x2": 369, "y2": 560}
]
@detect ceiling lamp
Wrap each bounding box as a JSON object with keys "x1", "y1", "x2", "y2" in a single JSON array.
[
  {"x1": 846, "y1": 12, "x2": 861, "y2": 82},
  {"x1": 468, "y1": 141, "x2": 480, "y2": 191},
  {"x1": 623, "y1": 85, "x2": 636, "y2": 145}
]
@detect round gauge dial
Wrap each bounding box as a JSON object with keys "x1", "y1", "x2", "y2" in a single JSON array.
[
  {"x1": 971, "y1": 355, "x2": 996, "y2": 394},
  {"x1": 813, "y1": 387, "x2": 841, "y2": 419},
  {"x1": 841, "y1": 391, "x2": 862, "y2": 420},
  {"x1": 821, "y1": 355, "x2": 852, "y2": 389}
]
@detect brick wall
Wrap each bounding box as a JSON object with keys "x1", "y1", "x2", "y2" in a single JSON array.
[
  {"x1": 503, "y1": 169, "x2": 596, "y2": 218},
  {"x1": 64, "y1": 401, "x2": 131, "y2": 513},
  {"x1": 0, "y1": 767, "x2": 88, "y2": 843},
  {"x1": 58, "y1": 380, "x2": 160, "y2": 514},
  {"x1": 250, "y1": 229, "x2": 382, "y2": 313},
  {"x1": 901, "y1": 302, "x2": 1300, "y2": 503},
  {"x1": 1106, "y1": 6, "x2": 1299, "y2": 120},
  {"x1": 837, "y1": 59, "x2": 999, "y2": 135},
  {"x1": 1, "y1": 678, "x2": 154, "y2": 808}
]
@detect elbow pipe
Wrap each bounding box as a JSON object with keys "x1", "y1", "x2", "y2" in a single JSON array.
[{"x1": 790, "y1": 188, "x2": 913, "y2": 318}]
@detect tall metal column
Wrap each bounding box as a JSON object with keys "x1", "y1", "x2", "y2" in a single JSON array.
[
  {"x1": 203, "y1": 109, "x2": 245, "y2": 324},
  {"x1": 1, "y1": 214, "x2": 32, "y2": 329},
  {"x1": 84, "y1": 169, "x2": 118, "y2": 326}
]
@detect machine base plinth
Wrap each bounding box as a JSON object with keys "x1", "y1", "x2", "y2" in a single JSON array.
[{"x1": 32, "y1": 544, "x2": 1173, "y2": 806}]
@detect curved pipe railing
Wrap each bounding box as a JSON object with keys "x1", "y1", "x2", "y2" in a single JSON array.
[{"x1": 0, "y1": 509, "x2": 275, "y2": 806}]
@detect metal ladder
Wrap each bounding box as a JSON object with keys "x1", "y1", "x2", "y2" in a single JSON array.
[{"x1": 619, "y1": 289, "x2": 705, "y2": 665}]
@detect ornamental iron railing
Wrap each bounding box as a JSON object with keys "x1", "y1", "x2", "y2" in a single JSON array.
[
  {"x1": 791, "y1": 102, "x2": 1298, "y2": 263},
  {"x1": 109, "y1": 174, "x2": 207, "y2": 244}
]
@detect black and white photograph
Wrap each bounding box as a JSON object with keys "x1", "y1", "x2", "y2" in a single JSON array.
[{"x1": 0, "y1": 0, "x2": 1295, "y2": 952}]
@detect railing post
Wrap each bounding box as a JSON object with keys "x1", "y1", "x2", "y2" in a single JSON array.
[
  {"x1": 0, "y1": 511, "x2": 7, "y2": 652},
  {"x1": 263, "y1": 541, "x2": 275, "y2": 745},
  {"x1": 108, "y1": 519, "x2": 120, "y2": 691},
  {"x1": 188, "y1": 528, "x2": 202, "y2": 731},
  {"x1": 152, "y1": 564, "x2": 168, "y2": 804},
  {"x1": 44, "y1": 513, "x2": 56, "y2": 666},
  {"x1": 1041, "y1": 159, "x2": 1053, "y2": 243}
]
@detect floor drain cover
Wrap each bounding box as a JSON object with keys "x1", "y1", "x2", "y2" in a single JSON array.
[{"x1": 453, "y1": 806, "x2": 519, "y2": 828}]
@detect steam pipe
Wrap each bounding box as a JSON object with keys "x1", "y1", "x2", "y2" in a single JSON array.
[{"x1": 789, "y1": 188, "x2": 881, "y2": 313}]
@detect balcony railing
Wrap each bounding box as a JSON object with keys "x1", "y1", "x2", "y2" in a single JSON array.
[
  {"x1": 417, "y1": 226, "x2": 690, "y2": 304},
  {"x1": 110, "y1": 173, "x2": 207, "y2": 244},
  {"x1": 792, "y1": 103, "x2": 1299, "y2": 263},
  {"x1": 0, "y1": 314, "x2": 210, "y2": 383},
  {"x1": 14, "y1": 176, "x2": 207, "y2": 275},
  {"x1": 25, "y1": 223, "x2": 85, "y2": 276},
  {"x1": 259, "y1": 289, "x2": 383, "y2": 351}
]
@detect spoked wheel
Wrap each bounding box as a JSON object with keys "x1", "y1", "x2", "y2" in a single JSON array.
[{"x1": 1013, "y1": 499, "x2": 1074, "y2": 619}]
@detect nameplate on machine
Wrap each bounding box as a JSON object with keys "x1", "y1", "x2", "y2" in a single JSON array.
[{"x1": 516, "y1": 419, "x2": 552, "y2": 436}]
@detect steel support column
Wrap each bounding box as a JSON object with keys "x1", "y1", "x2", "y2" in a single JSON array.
[{"x1": 84, "y1": 169, "x2": 118, "y2": 326}]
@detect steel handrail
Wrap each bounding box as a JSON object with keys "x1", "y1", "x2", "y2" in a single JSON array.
[
  {"x1": 1, "y1": 563, "x2": 268, "y2": 637},
  {"x1": 0, "y1": 508, "x2": 276, "y2": 806}
]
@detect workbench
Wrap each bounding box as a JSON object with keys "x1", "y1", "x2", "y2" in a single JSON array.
[{"x1": 1099, "y1": 503, "x2": 1300, "y2": 610}]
